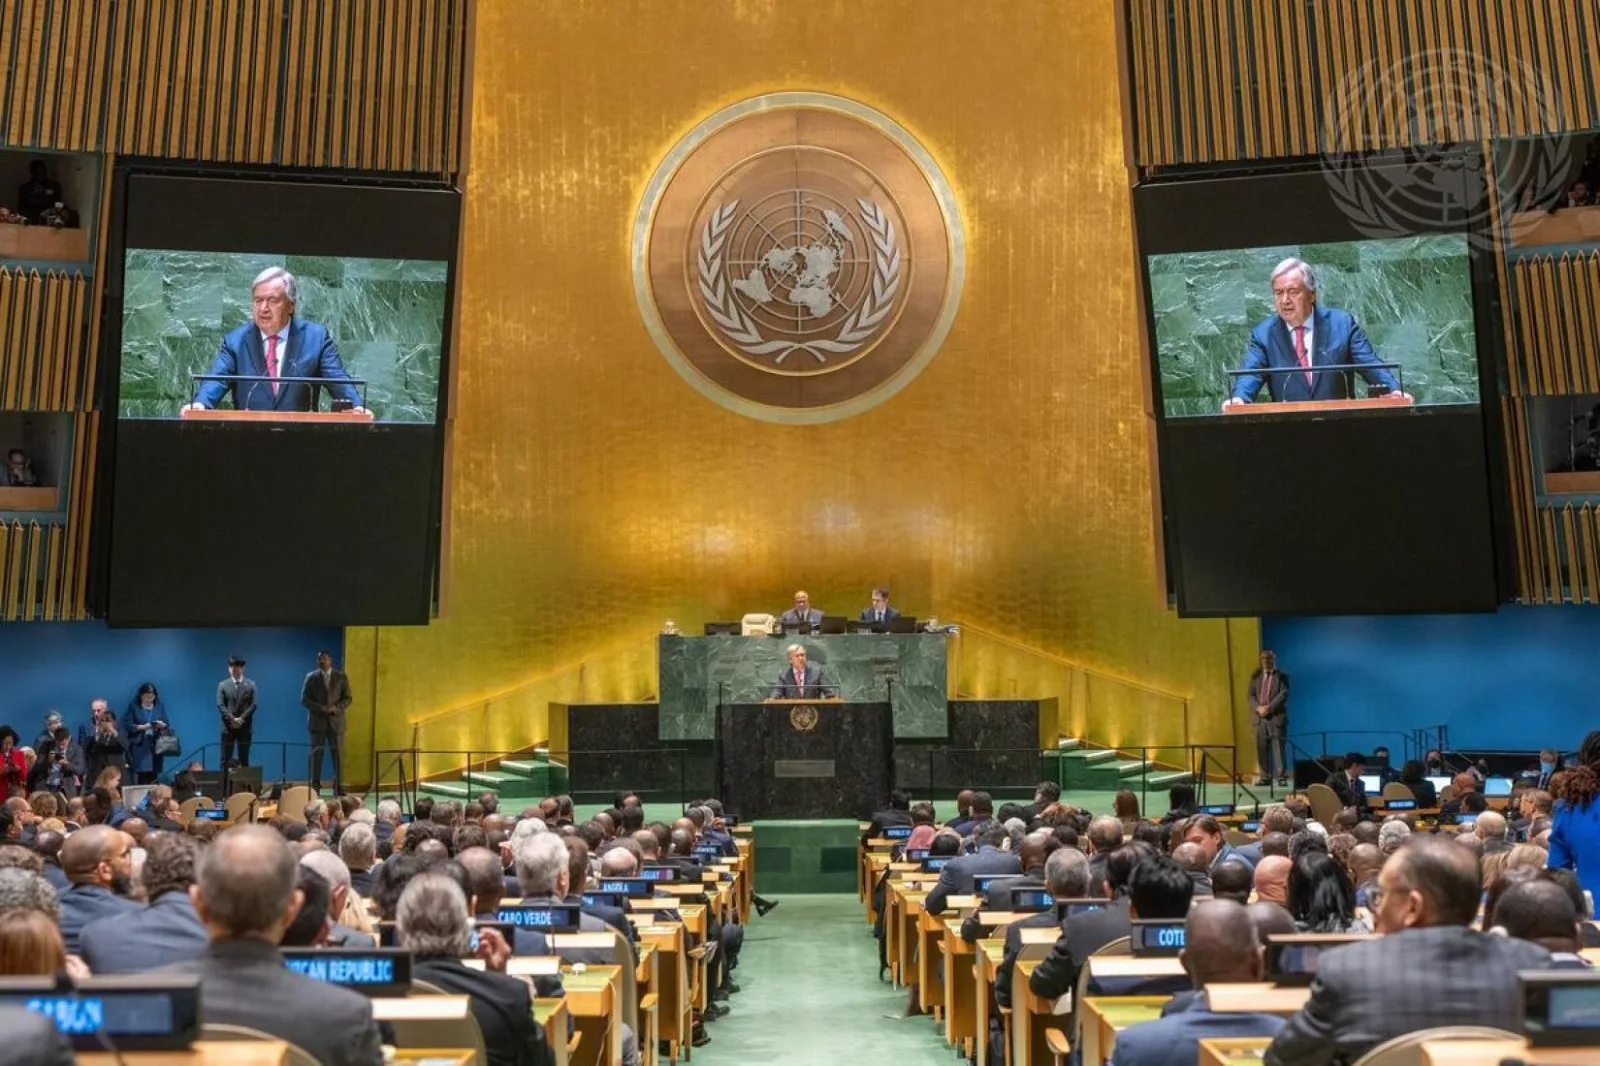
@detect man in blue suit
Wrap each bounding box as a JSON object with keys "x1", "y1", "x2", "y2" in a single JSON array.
[
  {"x1": 1223, "y1": 258, "x2": 1411, "y2": 408},
  {"x1": 56, "y1": 825, "x2": 142, "y2": 955},
  {"x1": 184, "y1": 267, "x2": 366, "y2": 414},
  {"x1": 768, "y1": 644, "x2": 833, "y2": 699},
  {"x1": 79, "y1": 832, "x2": 207, "y2": 974}
]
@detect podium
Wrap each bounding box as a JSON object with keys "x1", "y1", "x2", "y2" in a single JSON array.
[
  {"x1": 1221, "y1": 394, "x2": 1415, "y2": 415},
  {"x1": 179, "y1": 408, "x2": 376, "y2": 423},
  {"x1": 717, "y1": 700, "x2": 891, "y2": 819}
]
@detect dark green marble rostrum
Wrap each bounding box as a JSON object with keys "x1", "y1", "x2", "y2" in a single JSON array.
[{"x1": 658, "y1": 633, "x2": 950, "y2": 741}]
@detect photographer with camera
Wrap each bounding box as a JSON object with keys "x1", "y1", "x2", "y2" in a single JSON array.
[
  {"x1": 27, "y1": 726, "x2": 83, "y2": 796},
  {"x1": 83, "y1": 700, "x2": 127, "y2": 786}
]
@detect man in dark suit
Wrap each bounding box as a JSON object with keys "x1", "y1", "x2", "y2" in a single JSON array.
[
  {"x1": 401, "y1": 872, "x2": 556, "y2": 1066},
  {"x1": 79, "y1": 832, "x2": 206, "y2": 974},
  {"x1": 777, "y1": 590, "x2": 824, "y2": 630},
  {"x1": 301, "y1": 650, "x2": 354, "y2": 792},
  {"x1": 859, "y1": 586, "x2": 901, "y2": 628},
  {"x1": 863, "y1": 789, "x2": 913, "y2": 845},
  {"x1": 1028, "y1": 842, "x2": 1173, "y2": 1001},
  {"x1": 1520, "y1": 748, "x2": 1561, "y2": 792},
  {"x1": 0, "y1": 1005, "x2": 71, "y2": 1066},
  {"x1": 217, "y1": 655, "x2": 256, "y2": 768},
  {"x1": 565, "y1": 837, "x2": 632, "y2": 942},
  {"x1": 948, "y1": 791, "x2": 996, "y2": 839},
  {"x1": 1325, "y1": 753, "x2": 1372, "y2": 818},
  {"x1": 162, "y1": 824, "x2": 382, "y2": 1066},
  {"x1": 1111, "y1": 900, "x2": 1286, "y2": 1066},
  {"x1": 995, "y1": 848, "x2": 1093, "y2": 1011},
  {"x1": 1234, "y1": 805, "x2": 1295, "y2": 867},
  {"x1": 341, "y1": 821, "x2": 379, "y2": 897},
  {"x1": 1224, "y1": 258, "x2": 1408, "y2": 408},
  {"x1": 963, "y1": 831, "x2": 1056, "y2": 942},
  {"x1": 925, "y1": 820, "x2": 1022, "y2": 915},
  {"x1": 27, "y1": 726, "x2": 84, "y2": 795},
  {"x1": 1265, "y1": 836, "x2": 1553, "y2": 1065},
  {"x1": 185, "y1": 267, "x2": 365, "y2": 415},
  {"x1": 57, "y1": 825, "x2": 142, "y2": 955},
  {"x1": 1247, "y1": 651, "x2": 1289, "y2": 786},
  {"x1": 768, "y1": 644, "x2": 833, "y2": 700},
  {"x1": 458, "y1": 846, "x2": 562, "y2": 997},
  {"x1": 1182, "y1": 815, "x2": 1256, "y2": 871}
]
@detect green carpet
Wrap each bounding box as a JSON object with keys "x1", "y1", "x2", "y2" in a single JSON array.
[{"x1": 693, "y1": 895, "x2": 952, "y2": 1065}]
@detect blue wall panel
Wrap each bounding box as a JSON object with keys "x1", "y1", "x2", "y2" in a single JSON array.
[
  {"x1": 0, "y1": 622, "x2": 340, "y2": 777},
  {"x1": 1262, "y1": 606, "x2": 1600, "y2": 756}
]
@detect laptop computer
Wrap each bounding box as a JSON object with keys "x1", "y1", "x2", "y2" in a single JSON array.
[
  {"x1": 887, "y1": 616, "x2": 918, "y2": 633},
  {"x1": 703, "y1": 622, "x2": 740, "y2": 636},
  {"x1": 818, "y1": 615, "x2": 847, "y2": 635},
  {"x1": 1484, "y1": 776, "x2": 1513, "y2": 797}
]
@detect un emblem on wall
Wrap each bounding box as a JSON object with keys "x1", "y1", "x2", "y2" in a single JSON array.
[{"x1": 633, "y1": 92, "x2": 965, "y2": 423}]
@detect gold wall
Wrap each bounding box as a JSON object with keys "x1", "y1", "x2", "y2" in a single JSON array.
[{"x1": 346, "y1": 0, "x2": 1259, "y2": 782}]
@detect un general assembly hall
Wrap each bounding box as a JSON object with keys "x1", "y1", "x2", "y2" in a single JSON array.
[{"x1": 8, "y1": 1, "x2": 1600, "y2": 1064}]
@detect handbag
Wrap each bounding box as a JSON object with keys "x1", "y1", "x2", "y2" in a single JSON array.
[{"x1": 153, "y1": 732, "x2": 182, "y2": 757}]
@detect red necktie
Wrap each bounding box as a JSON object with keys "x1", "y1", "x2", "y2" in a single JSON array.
[
  {"x1": 1294, "y1": 327, "x2": 1311, "y2": 388},
  {"x1": 266, "y1": 335, "x2": 280, "y2": 398}
]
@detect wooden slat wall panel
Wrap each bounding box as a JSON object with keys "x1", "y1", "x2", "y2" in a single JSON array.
[
  {"x1": 0, "y1": 0, "x2": 116, "y2": 150},
  {"x1": 1126, "y1": 0, "x2": 1600, "y2": 166},
  {"x1": 0, "y1": 269, "x2": 89, "y2": 410},
  {"x1": 109, "y1": 0, "x2": 466, "y2": 175},
  {"x1": 1507, "y1": 253, "x2": 1600, "y2": 397}
]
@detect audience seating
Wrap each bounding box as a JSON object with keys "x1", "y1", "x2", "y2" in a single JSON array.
[
  {"x1": 1305, "y1": 782, "x2": 1343, "y2": 826},
  {"x1": 398, "y1": 981, "x2": 489, "y2": 1066},
  {"x1": 276, "y1": 785, "x2": 315, "y2": 822},
  {"x1": 177, "y1": 795, "x2": 215, "y2": 825},
  {"x1": 200, "y1": 1022, "x2": 320, "y2": 1066},
  {"x1": 1382, "y1": 782, "x2": 1415, "y2": 802},
  {"x1": 224, "y1": 791, "x2": 258, "y2": 824},
  {"x1": 1352, "y1": 1025, "x2": 1522, "y2": 1066}
]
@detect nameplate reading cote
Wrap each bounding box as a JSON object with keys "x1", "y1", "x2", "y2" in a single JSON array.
[{"x1": 773, "y1": 760, "x2": 836, "y2": 779}]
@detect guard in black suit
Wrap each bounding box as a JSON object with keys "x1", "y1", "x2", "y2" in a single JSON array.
[
  {"x1": 216, "y1": 655, "x2": 257, "y2": 767},
  {"x1": 301, "y1": 650, "x2": 353, "y2": 791}
]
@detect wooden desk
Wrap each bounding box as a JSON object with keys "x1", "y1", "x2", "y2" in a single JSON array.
[
  {"x1": 534, "y1": 998, "x2": 572, "y2": 1066},
  {"x1": 393, "y1": 1053, "x2": 475, "y2": 1066},
  {"x1": 976, "y1": 939, "x2": 1006, "y2": 1066},
  {"x1": 640, "y1": 923, "x2": 690, "y2": 1062},
  {"x1": 1206, "y1": 984, "x2": 1310, "y2": 1015},
  {"x1": 942, "y1": 918, "x2": 978, "y2": 1053},
  {"x1": 561, "y1": 964, "x2": 622, "y2": 1066},
  {"x1": 1079, "y1": 996, "x2": 1168, "y2": 1066},
  {"x1": 0, "y1": 222, "x2": 90, "y2": 261},
  {"x1": 1084, "y1": 957, "x2": 1185, "y2": 982},
  {"x1": 179, "y1": 408, "x2": 377, "y2": 423},
  {"x1": 0, "y1": 486, "x2": 58, "y2": 510},
  {"x1": 1421, "y1": 1038, "x2": 1600, "y2": 1065},
  {"x1": 1222, "y1": 395, "x2": 1415, "y2": 416},
  {"x1": 917, "y1": 905, "x2": 947, "y2": 1015},
  {"x1": 1198, "y1": 1036, "x2": 1273, "y2": 1066},
  {"x1": 635, "y1": 941, "x2": 659, "y2": 1066},
  {"x1": 1011, "y1": 959, "x2": 1071, "y2": 1066},
  {"x1": 80, "y1": 1045, "x2": 287, "y2": 1066}
]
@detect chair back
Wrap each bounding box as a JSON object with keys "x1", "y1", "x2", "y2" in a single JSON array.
[
  {"x1": 1439, "y1": 785, "x2": 1455, "y2": 805},
  {"x1": 610, "y1": 930, "x2": 639, "y2": 1030},
  {"x1": 224, "y1": 791, "x2": 257, "y2": 824},
  {"x1": 1067, "y1": 935, "x2": 1133, "y2": 1048},
  {"x1": 1305, "y1": 783, "x2": 1344, "y2": 827},
  {"x1": 397, "y1": 979, "x2": 489, "y2": 1066},
  {"x1": 201, "y1": 1022, "x2": 320, "y2": 1066},
  {"x1": 740, "y1": 613, "x2": 774, "y2": 636},
  {"x1": 177, "y1": 796, "x2": 215, "y2": 826},
  {"x1": 1350, "y1": 1025, "x2": 1519, "y2": 1066},
  {"x1": 1381, "y1": 781, "x2": 1415, "y2": 802},
  {"x1": 277, "y1": 785, "x2": 315, "y2": 822}
]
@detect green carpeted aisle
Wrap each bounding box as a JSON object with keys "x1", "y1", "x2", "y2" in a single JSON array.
[{"x1": 693, "y1": 895, "x2": 953, "y2": 1065}]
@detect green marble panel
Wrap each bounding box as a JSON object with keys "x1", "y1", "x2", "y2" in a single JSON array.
[
  {"x1": 1149, "y1": 235, "x2": 1479, "y2": 418},
  {"x1": 117, "y1": 250, "x2": 448, "y2": 422},
  {"x1": 658, "y1": 633, "x2": 950, "y2": 740}
]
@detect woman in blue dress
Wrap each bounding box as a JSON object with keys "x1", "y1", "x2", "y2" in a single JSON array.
[{"x1": 122, "y1": 682, "x2": 171, "y2": 786}]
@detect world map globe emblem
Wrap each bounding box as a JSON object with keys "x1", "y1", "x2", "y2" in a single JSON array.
[
  {"x1": 697, "y1": 188, "x2": 901, "y2": 369},
  {"x1": 634, "y1": 92, "x2": 965, "y2": 424}
]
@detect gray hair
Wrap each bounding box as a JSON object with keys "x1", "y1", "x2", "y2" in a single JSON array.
[
  {"x1": 785, "y1": 643, "x2": 805, "y2": 657},
  {"x1": 301, "y1": 847, "x2": 351, "y2": 892},
  {"x1": 509, "y1": 817, "x2": 548, "y2": 851},
  {"x1": 338, "y1": 822, "x2": 377, "y2": 869},
  {"x1": 376, "y1": 799, "x2": 402, "y2": 823},
  {"x1": 196, "y1": 825, "x2": 299, "y2": 936},
  {"x1": 303, "y1": 797, "x2": 327, "y2": 823},
  {"x1": 0, "y1": 868, "x2": 59, "y2": 918},
  {"x1": 252, "y1": 266, "x2": 298, "y2": 304},
  {"x1": 397, "y1": 873, "x2": 472, "y2": 959},
  {"x1": 513, "y1": 830, "x2": 568, "y2": 896},
  {"x1": 348, "y1": 809, "x2": 376, "y2": 826},
  {"x1": 1270, "y1": 257, "x2": 1317, "y2": 294},
  {"x1": 1045, "y1": 846, "x2": 1091, "y2": 897},
  {"x1": 1378, "y1": 818, "x2": 1411, "y2": 854}
]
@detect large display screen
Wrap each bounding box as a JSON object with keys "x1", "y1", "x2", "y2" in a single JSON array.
[
  {"x1": 1151, "y1": 235, "x2": 1479, "y2": 418},
  {"x1": 117, "y1": 250, "x2": 447, "y2": 421},
  {"x1": 98, "y1": 169, "x2": 460, "y2": 626},
  {"x1": 1136, "y1": 156, "x2": 1509, "y2": 616}
]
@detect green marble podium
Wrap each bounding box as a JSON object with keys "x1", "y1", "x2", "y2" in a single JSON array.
[{"x1": 658, "y1": 633, "x2": 950, "y2": 741}]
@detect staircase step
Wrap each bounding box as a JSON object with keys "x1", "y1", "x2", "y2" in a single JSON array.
[
  {"x1": 1112, "y1": 760, "x2": 1149, "y2": 777},
  {"x1": 498, "y1": 760, "x2": 547, "y2": 777},
  {"x1": 1055, "y1": 737, "x2": 1081, "y2": 751},
  {"x1": 418, "y1": 781, "x2": 474, "y2": 799},
  {"x1": 460, "y1": 770, "x2": 514, "y2": 788},
  {"x1": 1079, "y1": 749, "x2": 1120, "y2": 764},
  {"x1": 1147, "y1": 771, "x2": 1194, "y2": 787}
]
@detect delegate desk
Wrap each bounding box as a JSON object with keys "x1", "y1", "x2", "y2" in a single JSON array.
[
  {"x1": 0, "y1": 485, "x2": 58, "y2": 510},
  {"x1": 658, "y1": 631, "x2": 949, "y2": 740},
  {"x1": 80, "y1": 1047, "x2": 289, "y2": 1066},
  {"x1": 718, "y1": 699, "x2": 892, "y2": 818}
]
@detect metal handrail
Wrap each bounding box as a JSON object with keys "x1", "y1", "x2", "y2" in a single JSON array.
[
  {"x1": 157, "y1": 740, "x2": 319, "y2": 788},
  {"x1": 371, "y1": 745, "x2": 697, "y2": 814}
]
